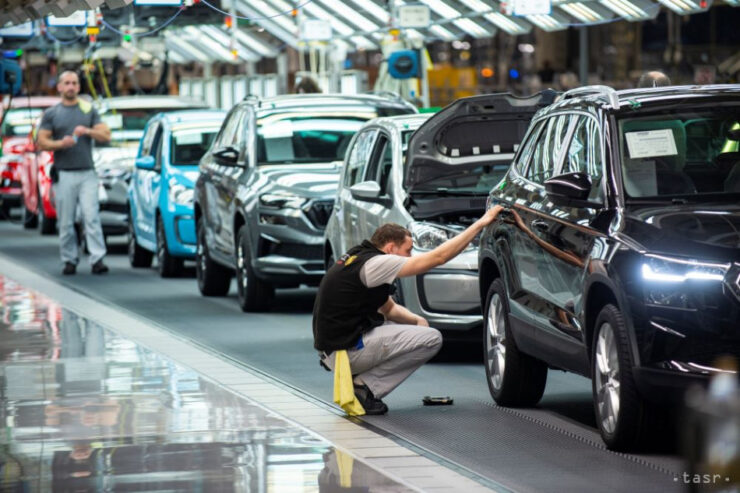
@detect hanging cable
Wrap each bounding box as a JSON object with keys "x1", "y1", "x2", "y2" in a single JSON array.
[
  {"x1": 96, "y1": 58, "x2": 115, "y2": 103},
  {"x1": 82, "y1": 59, "x2": 99, "y2": 101},
  {"x1": 100, "y1": 6, "x2": 185, "y2": 38},
  {"x1": 44, "y1": 29, "x2": 86, "y2": 45}
]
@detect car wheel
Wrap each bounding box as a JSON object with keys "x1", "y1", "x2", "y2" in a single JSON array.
[
  {"x1": 156, "y1": 215, "x2": 183, "y2": 278},
  {"x1": 23, "y1": 201, "x2": 38, "y2": 229},
  {"x1": 236, "y1": 225, "x2": 274, "y2": 312},
  {"x1": 196, "y1": 220, "x2": 231, "y2": 296},
  {"x1": 484, "y1": 278, "x2": 547, "y2": 407},
  {"x1": 128, "y1": 213, "x2": 153, "y2": 268},
  {"x1": 592, "y1": 304, "x2": 654, "y2": 451},
  {"x1": 38, "y1": 189, "x2": 55, "y2": 235}
]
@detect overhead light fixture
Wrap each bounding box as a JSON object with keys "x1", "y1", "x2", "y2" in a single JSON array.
[
  {"x1": 599, "y1": 0, "x2": 659, "y2": 20},
  {"x1": 557, "y1": 1, "x2": 614, "y2": 23},
  {"x1": 452, "y1": 17, "x2": 493, "y2": 38},
  {"x1": 654, "y1": 0, "x2": 712, "y2": 14},
  {"x1": 525, "y1": 11, "x2": 571, "y2": 31},
  {"x1": 428, "y1": 24, "x2": 457, "y2": 41},
  {"x1": 484, "y1": 12, "x2": 532, "y2": 35}
]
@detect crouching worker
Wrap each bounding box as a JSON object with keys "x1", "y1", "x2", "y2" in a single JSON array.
[{"x1": 312, "y1": 205, "x2": 505, "y2": 415}]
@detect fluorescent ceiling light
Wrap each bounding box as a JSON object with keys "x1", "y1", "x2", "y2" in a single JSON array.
[
  {"x1": 346, "y1": 0, "x2": 390, "y2": 23},
  {"x1": 598, "y1": 0, "x2": 659, "y2": 20},
  {"x1": 234, "y1": 29, "x2": 279, "y2": 57},
  {"x1": 314, "y1": 0, "x2": 380, "y2": 31},
  {"x1": 558, "y1": 2, "x2": 613, "y2": 23},
  {"x1": 525, "y1": 12, "x2": 571, "y2": 31},
  {"x1": 465, "y1": 0, "x2": 494, "y2": 12},
  {"x1": 655, "y1": 0, "x2": 711, "y2": 14},
  {"x1": 428, "y1": 24, "x2": 457, "y2": 41},
  {"x1": 453, "y1": 18, "x2": 492, "y2": 38},
  {"x1": 485, "y1": 12, "x2": 532, "y2": 35},
  {"x1": 420, "y1": 0, "x2": 460, "y2": 18},
  {"x1": 165, "y1": 34, "x2": 209, "y2": 63},
  {"x1": 243, "y1": 0, "x2": 297, "y2": 34},
  {"x1": 302, "y1": 1, "x2": 356, "y2": 36}
]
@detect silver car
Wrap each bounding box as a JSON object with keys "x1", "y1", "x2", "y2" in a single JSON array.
[{"x1": 324, "y1": 92, "x2": 556, "y2": 336}]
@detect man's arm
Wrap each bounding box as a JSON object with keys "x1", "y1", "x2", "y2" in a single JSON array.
[
  {"x1": 378, "y1": 297, "x2": 428, "y2": 326},
  {"x1": 73, "y1": 123, "x2": 111, "y2": 143},
  {"x1": 37, "y1": 128, "x2": 75, "y2": 152},
  {"x1": 397, "y1": 205, "x2": 505, "y2": 278}
]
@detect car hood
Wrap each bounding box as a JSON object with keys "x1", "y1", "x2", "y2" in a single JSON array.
[
  {"x1": 404, "y1": 90, "x2": 557, "y2": 193},
  {"x1": 255, "y1": 162, "x2": 340, "y2": 198},
  {"x1": 621, "y1": 202, "x2": 740, "y2": 262}
]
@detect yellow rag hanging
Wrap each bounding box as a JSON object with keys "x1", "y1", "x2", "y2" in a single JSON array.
[
  {"x1": 335, "y1": 449, "x2": 355, "y2": 488},
  {"x1": 332, "y1": 350, "x2": 365, "y2": 416}
]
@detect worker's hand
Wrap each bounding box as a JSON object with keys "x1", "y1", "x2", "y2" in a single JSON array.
[
  {"x1": 477, "y1": 205, "x2": 505, "y2": 228},
  {"x1": 416, "y1": 316, "x2": 429, "y2": 327},
  {"x1": 73, "y1": 126, "x2": 89, "y2": 137},
  {"x1": 60, "y1": 135, "x2": 77, "y2": 148}
]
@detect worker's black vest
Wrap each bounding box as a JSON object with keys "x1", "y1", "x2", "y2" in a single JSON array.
[{"x1": 313, "y1": 240, "x2": 392, "y2": 352}]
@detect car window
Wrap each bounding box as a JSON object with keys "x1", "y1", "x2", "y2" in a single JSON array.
[
  {"x1": 214, "y1": 108, "x2": 242, "y2": 149},
  {"x1": 562, "y1": 116, "x2": 603, "y2": 200},
  {"x1": 526, "y1": 115, "x2": 570, "y2": 184},
  {"x1": 514, "y1": 119, "x2": 545, "y2": 175},
  {"x1": 344, "y1": 129, "x2": 378, "y2": 187},
  {"x1": 256, "y1": 118, "x2": 363, "y2": 165},
  {"x1": 140, "y1": 122, "x2": 160, "y2": 157},
  {"x1": 170, "y1": 127, "x2": 220, "y2": 166},
  {"x1": 152, "y1": 127, "x2": 164, "y2": 170},
  {"x1": 364, "y1": 134, "x2": 393, "y2": 195}
]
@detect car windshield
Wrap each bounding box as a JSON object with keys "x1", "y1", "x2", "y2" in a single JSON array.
[
  {"x1": 1, "y1": 108, "x2": 42, "y2": 137},
  {"x1": 98, "y1": 108, "x2": 193, "y2": 148},
  {"x1": 618, "y1": 106, "x2": 740, "y2": 200},
  {"x1": 170, "y1": 126, "x2": 219, "y2": 166},
  {"x1": 256, "y1": 117, "x2": 365, "y2": 165}
]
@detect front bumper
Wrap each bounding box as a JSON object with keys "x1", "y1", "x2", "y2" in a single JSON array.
[
  {"x1": 633, "y1": 365, "x2": 715, "y2": 404},
  {"x1": 166, "y1": 213, "x2": 196, "y2": 258},
  {"x1": 98, "y1": 176, "x2": 129, "y2": 235},
  {"x1": 398, "y1": 249, "x2": 482, "y2": 333}
]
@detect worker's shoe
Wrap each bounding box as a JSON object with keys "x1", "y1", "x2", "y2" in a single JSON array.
[
  {"x1": 62, "y1": 262, "x2": 76, "y2": 275},
  {"x1": 91, "y1": 260, "x2": 109, "y2": 275},
  {"x1": 354, "y1": 384, "x2": 388, "y2": 415}
]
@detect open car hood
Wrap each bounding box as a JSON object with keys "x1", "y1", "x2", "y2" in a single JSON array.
[{"x1": 404, "y1": 91, "x2": 558, "y2": 193}]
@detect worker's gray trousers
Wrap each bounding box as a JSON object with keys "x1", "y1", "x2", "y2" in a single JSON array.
[
  {"x1": 56, "y1": 170, "x2": 107, "y2": 266},
  {"x1": 324, "y1": 323, "x2": 443, "y2": 399}
]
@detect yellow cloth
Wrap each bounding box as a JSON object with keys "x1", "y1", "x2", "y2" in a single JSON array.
[
  {"x1": 332, "y1": 350, "x2": 365, "y2": 416},
  {"x1": 335, "y1": 449, "x2": 355, "y2": 487}
]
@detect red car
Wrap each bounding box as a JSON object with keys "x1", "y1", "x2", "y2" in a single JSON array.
[
  {"x1": 1, "y1": 97, "x2": 59, "y2": 228},
  {"x1": 19, "y1": 119, "x2": 57, "y2": 234}
]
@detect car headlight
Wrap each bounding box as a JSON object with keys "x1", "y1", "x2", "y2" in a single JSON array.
[
  {"x1": 641, "y1": 254, "x2": 730, "y2": 283},
  {"x1": 409, "y1": 222, "x2": 476, "y2": 252},
  {"x1": 169, "y1": 183, "x2": 194, "y2": 206},
  {"x1": 259, "y1": 193, "x2": 307, "y2": 209}
]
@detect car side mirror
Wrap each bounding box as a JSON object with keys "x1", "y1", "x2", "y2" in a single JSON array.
[
  {"x1": 349, "y1": 180, "x2": 382, "y2": 201},
  {"x1": 544, "y1": 172, "x2": 602, "y2": 209},
  {"x1": 213, "y1": 146, "x2": 240, "y2": 166},
  {"x1": 135, "y1": 155, "x2": 156, "y2": 171}
]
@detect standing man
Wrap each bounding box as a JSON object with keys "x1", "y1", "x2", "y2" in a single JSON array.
[
  {"x1": 313, "y1": 206, "x2": 505, "y2": 414},
  {"x1": 37, "y1": 71, "x2": 111, "y2": 275}
]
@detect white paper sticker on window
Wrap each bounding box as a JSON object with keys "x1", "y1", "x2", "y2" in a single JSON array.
[
  {"x1": 260, "y1": 121, "x2": 294, "y2": 140},
  {"x1": 625, "y1": 129, "x2": 677, "y2": 159},
  {"x1": 102, "y1": 114, "x2": 123, "y2": 130},
  {"x1": 174, "y1": 131, "x2": 203, "y2": 146}
]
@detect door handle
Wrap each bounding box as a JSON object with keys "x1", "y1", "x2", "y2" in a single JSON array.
[{"x1": 530, "y1": 219, "x2": 550, "y2": 233}]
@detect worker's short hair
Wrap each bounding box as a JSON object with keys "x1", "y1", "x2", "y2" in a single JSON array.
[
  {"x1": 58, "y1": 70, "x2": 79, "y2": 83},
  {"x1": 370, "y1": 223, "x2": 411, "y2": 249}
]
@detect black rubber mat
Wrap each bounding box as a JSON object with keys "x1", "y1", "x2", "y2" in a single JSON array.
[{"x1": 0, "y1": 222, "x2": 686, "y2": 492}]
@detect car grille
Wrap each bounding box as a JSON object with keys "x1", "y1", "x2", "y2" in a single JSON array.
[
  {"x1": 258, "y1": 238, "x2": 323, "y2": 260},
  {"x1": 304, "y1": 200, "x2": 334, "y2": 229}
]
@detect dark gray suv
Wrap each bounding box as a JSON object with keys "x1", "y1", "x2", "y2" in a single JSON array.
[{"x1": 194, "y1": 94, "x2": 416, "y2": 311}]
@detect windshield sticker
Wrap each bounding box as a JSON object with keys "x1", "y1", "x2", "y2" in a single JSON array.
[
  {"x1": 102, "y1": 114, "x2": 123, "y2": 130},
  {"x1": 623, "y1": 160, "x2": 657, "y2": 196},
  {"x1": 260, "y1": 121, "x2": 294, "y2": 140},
  {"x1": 174, "y1": 131, "x2": 204, "y2": 146},
  {"x1": 625, "y1": 129, "x2": 678, "y2": 159}
]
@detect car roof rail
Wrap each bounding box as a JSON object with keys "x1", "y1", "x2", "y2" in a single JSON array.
[
  {"x1": 242, "y1": 94, "x2": 261, "y2": 104},
  {"x1": 561, "y1": 85, "x2": 620, "y2": 109},
  {"x1": 363, "y1": 90, "x2": 406, "y2": 102}
]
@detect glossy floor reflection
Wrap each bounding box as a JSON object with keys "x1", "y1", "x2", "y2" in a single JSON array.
[{"x1": 0, "y1": 275, "x2": 412, "y2": 492}]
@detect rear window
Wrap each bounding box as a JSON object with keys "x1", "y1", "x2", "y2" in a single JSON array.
[{"x1": 1, "y1": 108, "x2": 42, "y2": 137}]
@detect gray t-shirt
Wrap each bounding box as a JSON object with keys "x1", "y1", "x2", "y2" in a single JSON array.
[
  {"x1": 39, "y1": 101, "x2": 101, "y2": 171},
  {"x1": 360, "y1": 255, "x2": 408, "y2": 288}
]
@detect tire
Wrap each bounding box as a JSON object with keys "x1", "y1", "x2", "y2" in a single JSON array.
[
  {"x1": 592, "y1": 304, "x2": 655, "y2": 451},
  {"x1": 0, "y1": 201, "x2": 11, "y2": 221},
  {"x1": 483, "y1": 278, "x2": 548, "y2": 407},
  {"x1": 128, "y1": 213, "x2": 153, "y2": 268},
  {"x1": 235, "y1": 225, "x2": 273, "y2": 312},
  {"x1": 196, "y1": 220, "x2": 231, "y2": 296},
  {"x1": 39, "y1": 189, "x2": 56, "y2": 235},
  {"x1": 23, "y1": 202, "x2": 38, "y2": 229},
  {"x1": 156, "y1": 215, "x2": 183, "y2": 278}
]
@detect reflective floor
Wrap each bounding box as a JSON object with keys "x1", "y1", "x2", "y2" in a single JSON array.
[{"x1": 0, "y1": 275, "x2": 412, "y2": 492}]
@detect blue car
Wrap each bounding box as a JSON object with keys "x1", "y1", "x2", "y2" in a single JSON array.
[{"x1": 127, "y1": 110, "x2": 226, "y2": 277}]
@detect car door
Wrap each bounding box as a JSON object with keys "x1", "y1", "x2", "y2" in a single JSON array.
[
  {"x1": 337, "y1": 128, "x2": 378, "y2": 249},
  {"x1": 541, "y1": 113, "x2": 606, "y2": 357},
  {"x1": 132, "y1": 121, "x2": 161, "y2": 244},
  {"x1": 357, "y1": 131, "x2": 394, "y2": 239},
  {"x1": 206, "y1": 107, "x2": 244, "y2": 259},
  {"x1": 507, "y1": 115, "x2": 575, "y2": 338}
]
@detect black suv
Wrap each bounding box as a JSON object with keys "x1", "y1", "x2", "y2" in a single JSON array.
[
  {"x1": 478, "y1": 85, "x2": 740, "y2": 450},
  {"x1": 194, "y1": 94, "x2": 415, "y2": 311}
]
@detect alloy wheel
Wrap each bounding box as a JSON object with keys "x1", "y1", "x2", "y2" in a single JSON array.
[
  {"x1": 595, "y1": 322, "x2": 620, "y2": 435},
  {"x1": 486, "y1": 293, "x2": 507, "y2": 391}
]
